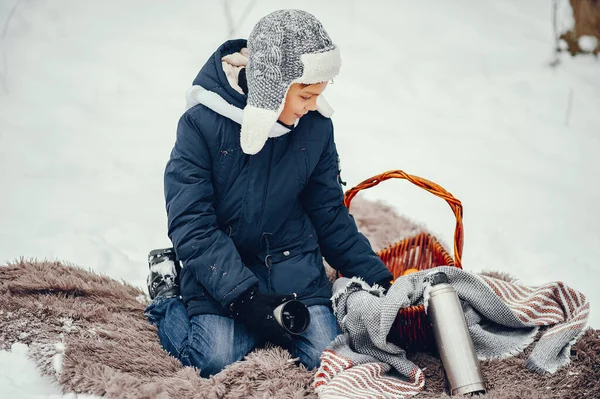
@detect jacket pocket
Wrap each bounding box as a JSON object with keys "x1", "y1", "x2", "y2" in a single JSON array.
[
  {"x1": 268, "y1": 248, "x2": 326, "y2": 297},
  {"x1": 271, "y1": 216, "x2": 305, "y2": 249}
]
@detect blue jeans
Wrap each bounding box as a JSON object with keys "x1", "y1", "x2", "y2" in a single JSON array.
[{"x1": 145, "y1": 297, "x2": 340, "y2": 378}]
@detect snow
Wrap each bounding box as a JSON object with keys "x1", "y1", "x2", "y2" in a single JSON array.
[
  {"x1": 52, "y1": 343, "x2": 65, "y2": 375},
  {"x1": 578, "y1": 35, "x2": 599, "y2": 52},
  {"x1": 150, "y1": 259, "x2": 176, "y2": 277},
  {"x1": 0, "y1": 0, "x2": 598, "y2": 397},
  {"x1": 0, "y1": 343, "x2": 63, "y2": 398},
  {"x1": 555, "y1": 0, "x2": 575, "y2": 34}
]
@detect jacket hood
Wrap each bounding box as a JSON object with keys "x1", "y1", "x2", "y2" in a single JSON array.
[
  {"x1": 192, "y1": 39, "x2": 248, "y2": 109},
  {"x1": 186, "y1": 39, "x2": 335, "y2": 146},
  {"x1": 187, "y1": 39, "x2": 293, "y2": 139}
]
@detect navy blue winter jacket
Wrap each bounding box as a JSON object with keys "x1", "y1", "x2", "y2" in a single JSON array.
[{"x1": 165, "y1": 39, "x2": 392, "y2": 317}]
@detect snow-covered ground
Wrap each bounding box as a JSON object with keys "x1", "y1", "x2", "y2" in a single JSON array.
[{"x1": 1, "y1": 0, "x2": 598, "y2": 397}]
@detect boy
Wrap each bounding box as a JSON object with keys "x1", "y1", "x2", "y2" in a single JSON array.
[{"x1": 145, "y1": 9, "x2": 393, "y2": 378}]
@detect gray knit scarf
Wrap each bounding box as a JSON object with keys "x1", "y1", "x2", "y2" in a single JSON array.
[{"x1": 314, "y1": 266, "x2": 589, "y2": 398}]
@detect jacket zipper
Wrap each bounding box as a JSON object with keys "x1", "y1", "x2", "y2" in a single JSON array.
[
  {"x1": 257, "y1": 143, "x2": 275, "y2": 290},
  {"x1": 256, "y1": 142, "x2": 273, "y2": 233}
]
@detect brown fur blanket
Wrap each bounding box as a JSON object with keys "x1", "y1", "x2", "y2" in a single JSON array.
[{"x1": 1, "y1": 198, "x2": 598, "y2": 398}]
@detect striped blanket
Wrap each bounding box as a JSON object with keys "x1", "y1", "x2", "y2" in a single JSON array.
[{"x1": 313, "y1": 266, "x2": 589, "y2": 399}]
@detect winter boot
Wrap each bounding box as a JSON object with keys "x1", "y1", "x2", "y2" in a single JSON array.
[{"x1": 147, "y1": 247, "x2": 182, "y2": 300}]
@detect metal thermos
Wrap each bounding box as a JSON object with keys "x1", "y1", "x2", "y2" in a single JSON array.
[
  {"x1": 273, "y1": 300, "x2": 311, "y2": 335},
  {"x1": 427, "y1": 272, "x2": 486, "y2": 396}
]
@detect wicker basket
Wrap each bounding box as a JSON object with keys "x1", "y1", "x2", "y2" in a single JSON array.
[{"x1": 344, "y1": 170, "x2": 464, "y2": 350}]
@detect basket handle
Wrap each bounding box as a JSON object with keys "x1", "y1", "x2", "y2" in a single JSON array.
[{"x1": 344, "y1": 170, "x2": 463, "y2": 268}]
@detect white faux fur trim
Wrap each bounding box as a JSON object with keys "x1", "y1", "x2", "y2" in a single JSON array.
[
  {"x1": 221, "y1": 48, "x2": 249, "y2": 95},
  {"x1": 289, "y1": 47, "x2": 341, "y2": 118},
  {"x1": 221, "y1": 48, "x2": 249, "y2": 67},
  {"x1": 297, "y1": 47, "x2": 341, "y2": 85},
  {"x1": 185, "y1": 85, "x2": 290, "y2": 138},
  {"x1": 222, "y1": 62, "x2": 245, "y2": 95},
  {"x1": 240, "y1": 105, "x2": 280, "y2": 155}
]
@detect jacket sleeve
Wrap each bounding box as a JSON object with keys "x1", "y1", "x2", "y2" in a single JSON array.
[
  {"x1": 300, "y1": 122, "x2": 393, "y2": 285},
  {"x1": 164, "y1": 111, "x2": 258, "y2": 307}
]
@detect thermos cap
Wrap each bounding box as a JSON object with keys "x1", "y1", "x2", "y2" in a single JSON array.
[{"x1": 430, "y1": 272, "x2": 449, "y2": 286}]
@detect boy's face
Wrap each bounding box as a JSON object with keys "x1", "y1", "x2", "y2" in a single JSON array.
[{"x1": 278, "y1": 82, "x2": 328, "y2": 125}]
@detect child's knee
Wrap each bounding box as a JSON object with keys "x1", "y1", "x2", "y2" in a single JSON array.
[{"x1": 188, "y1": 348, "x2": 237, "y2": 378}]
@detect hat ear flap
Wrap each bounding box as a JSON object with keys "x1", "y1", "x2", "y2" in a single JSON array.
[
  {"x1": 316, "y1": 94, "x2": 334, "y2": 118},
  {"x1": 240, "y1": 105, "x2": 280, "y2": 155}
]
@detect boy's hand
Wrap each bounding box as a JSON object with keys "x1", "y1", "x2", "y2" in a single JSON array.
[{"x1": 230, "y1": 286, "x2": 296, "y2": 344}]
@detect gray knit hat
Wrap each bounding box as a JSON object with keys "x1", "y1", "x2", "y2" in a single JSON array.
[{"x1": 241, "y1": 9, "x2": 341, "y2": 154}]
